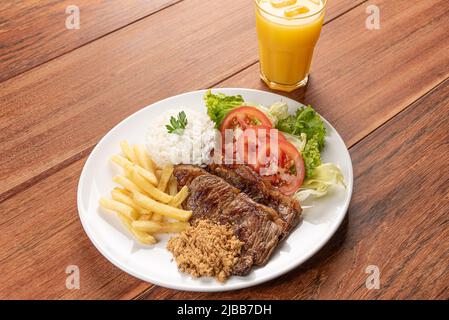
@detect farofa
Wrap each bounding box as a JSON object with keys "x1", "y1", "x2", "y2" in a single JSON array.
[{"x1": 167, "y1": 220, "x2": 243, "y2": 282}]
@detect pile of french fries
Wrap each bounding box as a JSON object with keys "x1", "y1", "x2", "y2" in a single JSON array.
[{"x1": 99, "y1": 141, "x2": 191, "y2": 245}]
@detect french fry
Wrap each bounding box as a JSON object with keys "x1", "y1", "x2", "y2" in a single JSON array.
[
  {"x1": 168, "y1": 177, "x2": 178, "y2": 196},
  {"x1": 139, "y1": 213, "x2": 153, "y2": 221},
  {"x1": 127, "y1": 167, "x2": 173, "y2": 204},
  {"x1": 122, "y1": 162, "x2": 134, "y2": 178},
  {"x1": 111, "y1": 154, "x2": 157, "y2": 185},
  {"x1": 157, "y1": 164, "x2": 174, "y2": 191},
  {"x1": 133, "y1": 144, "x2": 155, "y2": 173},
  {"x1": 137, "y1": 166, "x2": 157, "y2": 185},
  {"x1": 155, "y1": 175, "x2": 180, "y2": 220},
  {"x1": 118, "y1": 214, "x2": 156, "y2": 245},
  {"x1": 134, "y1": 192, "x2": 192, "y2": 222},
  {"x1": 123, "y1": 161, "x2": 157, "y2": 186},
  {"x1": 116, "y1": 212, "x2": 134, "y2": 233},
  {"x1": 111, "y1": 188, "x2": 150, "y2": 214},
  {"x1": 131, "y1": 229, "x2": 156, "y2": 245},
  {"x1": 158, "y1": 221, "x2": 188, "y2": 233},
  {"x1": 132, "y1": 220, "x2": 161, "y2": 233},
  {"x1": 101, "y1": 141, "x2": 189, "y2": 246},
  {"x1": 112, "y1": 155, "x2": 157, "y2": 185},
  {"x1": 169, "y1": 186, "x2": 189, "y2": 208},
  {"x1": 132, "y1": 220, "x2": 188, "y2": 234},
  {"x1": 99, "y1": 197, "x2": 139, "y2": 220},
  {"x1": 110, "y1": 154, "x2": 131, "y2": 168},
  {"x1": 151, "y1": 213, "x2": 163, "y2": 222},
  {"x1": 113, "y1": 175, "x2": 142, "y2": 194},
  {"x1": 152, "y1": 176, "x2": 174, "y2": 222},
  {"x1": 112, "y1": 187, "x2": 133, "y2": 198},
  {"x1": 120, "y1": 140, "x2": 137, "y2": 163},
  {"x1": 113, "y1": 187, "x2": 132, "y2": 197},
  {"x1": 155, "y1": 169, "x2": 162, "y2": 181},
  {"x1": 111, "y1": 189, "x2": 137, "y2": 209}
]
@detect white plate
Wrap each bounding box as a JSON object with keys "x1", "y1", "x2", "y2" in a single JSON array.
[{"x1": 77, "y1": 88, "x2": 353, "y2": 292}]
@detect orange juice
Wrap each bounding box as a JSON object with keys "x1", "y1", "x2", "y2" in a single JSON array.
[{"x1": 255, "y1": 0, "x2": 326, "y2": 92}]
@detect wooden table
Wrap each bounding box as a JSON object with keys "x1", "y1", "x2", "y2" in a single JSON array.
[{"x1": 1, "y1": 0, "x2": 448, "y2": 300}]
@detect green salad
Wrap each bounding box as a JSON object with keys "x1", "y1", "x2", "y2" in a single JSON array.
[{"x1": 204, "y1": 90, "x2": 345, "y2": 201}]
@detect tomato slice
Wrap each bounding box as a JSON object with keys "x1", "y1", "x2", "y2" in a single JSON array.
[
  {"x1": 235, "y1": 126, "x2": 286, "y2": 170},
  {"x1": 249, "y1": 125, "x2": 287, "y2": 142},
  {"x1": 220, "y1": 107, "x2": 273, "y2": 163},
  {"x1": 219, "y1": 106, "x2": 303, "y2": 195},
  {"x1": 220, "y1": 106, "x2": 273, "y2": 138},
  {"x1": 259, "y1": 140, "x2": 305, "y2": 195}
]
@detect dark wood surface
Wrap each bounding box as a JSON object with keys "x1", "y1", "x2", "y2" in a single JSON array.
[{"x1": 0, "y1": 0, "x2": 448, "y2": 299}]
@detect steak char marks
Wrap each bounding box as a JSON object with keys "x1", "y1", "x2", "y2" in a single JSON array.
[
  {"x1": 174, "y1": 165, "x2": 286, "y2": 275},
  {"x1": 207, "y1": 164, "x2": 302, "y2": 237}
]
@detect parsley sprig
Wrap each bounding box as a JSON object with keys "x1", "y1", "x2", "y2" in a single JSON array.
[{"x1": 166, "y1": 111, "x2": 188, "y2": 134}]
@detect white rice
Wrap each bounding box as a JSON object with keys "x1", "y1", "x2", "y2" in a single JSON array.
[{"x1": 146, "y1": 108, "x2": 217, "y2": 167}]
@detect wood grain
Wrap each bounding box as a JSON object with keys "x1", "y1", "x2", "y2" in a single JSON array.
[
  {"x1": 0, "y1": 0, "x2": 360, "y2": 82},
  {"x1": 0, "y1": 159, "x2": 143, "y2": 299},
  {"x1": 138, "y1": 79, "x2": 449, "y2": 300},
  {"x1": 0, "y1": 0, "x2": 181, "y2": 82},
  {"x1": 2, "y1": 79, "x2": 447, "y2": 300},
  {"x1": 217, "y1": 0, "x2": 449, "y2": 148},
  {"x1": 1, "y1": 0, "x2": 447, "y2": 300},
  {"x1": 0, "y1": 0, "x2": 363, "y2": 203}
]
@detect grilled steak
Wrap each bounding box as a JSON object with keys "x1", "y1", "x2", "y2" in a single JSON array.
[
  {"x1": 173, "y1": 164, "x2": 206, "y2": 187},
  {"x1": 173, "y1": 165, "x2": 285, "y2": 275},
  {"x1": 207, "y1": 164, "x2": 302, "y2": 236}
]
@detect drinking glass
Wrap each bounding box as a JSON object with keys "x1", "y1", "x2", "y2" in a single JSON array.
[{"x1": 255, "y1": 0, "x2": 327, "y2": 92}]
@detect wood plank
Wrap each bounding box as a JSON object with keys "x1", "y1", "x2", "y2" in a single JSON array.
[
  {"x1": 0, "y1": 0, "x2": 362, "y2": 203},
  {"x1": 325, "y1": 0, "x2": 367, "y2": 21},
  {"x1": 0, "y1": 0, "x2": 181, "y2": 83},
  {"x1": 0, "y1": 159, "x2": 144, "y2": 299},
  {"x1": 0, "y1": 0, "x2": 365, "y2": 300},
  {"x1": 319, "y1": 0, "x2": 367, "y2": 22},
  {"x1": 3, "y1": 77, "x2": 447, "y2": 300},
  {"x1": 139, "y1": 79, "x2": 449, "y2": 300},
  {"x1": 218, "y1": 0, "x2": 449, "y2": 148}
]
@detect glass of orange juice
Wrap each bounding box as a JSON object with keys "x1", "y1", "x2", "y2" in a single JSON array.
[{"x1": 255, "y1": 0, "x2": 326, "y2": 92}]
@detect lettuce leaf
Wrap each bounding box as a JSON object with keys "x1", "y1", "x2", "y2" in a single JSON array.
[
  {"x1": 204, "y1": 90, "x2": 244, "y2": 128},
  {"x1": 274, "y1": 105, "x2": 326, "y2": 178},
  {"x1": 294, "y1": 163, "x2": 346, "y2": 202},
  {"x1": 276, "y1": 105, "x2": 326, "y2": 150},
  {"x1": 267, "y1": 101, "x2": 289, "y2": 126},
  {"x1": 302, "y1": 136, "x2": 322, "y2": 177},
  {"x1": 283, "y1": 132, "x2": 307, "y2": 152}
]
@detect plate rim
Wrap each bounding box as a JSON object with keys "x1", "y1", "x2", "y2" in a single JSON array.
[{"x1": 77, "y1": 88, "x2": 354, "y2": 292}]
